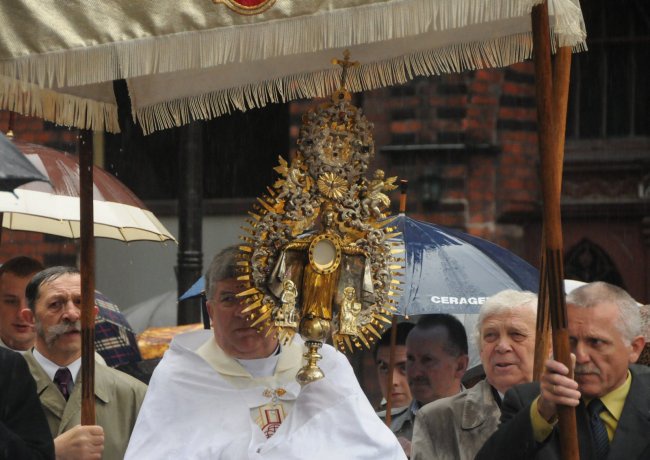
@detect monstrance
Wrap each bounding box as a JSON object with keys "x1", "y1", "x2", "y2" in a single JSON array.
[{"x1": 237, "y1": 52, "x2": 403, "y2": 384}]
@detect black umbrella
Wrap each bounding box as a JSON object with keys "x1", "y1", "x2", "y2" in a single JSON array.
[{"x1": 0, "y1": 132, "x2": 48, "y2": 192}]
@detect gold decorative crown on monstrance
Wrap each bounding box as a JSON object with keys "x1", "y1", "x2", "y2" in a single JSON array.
[{"x1": 237, "y1": 51, "x2": 403, "y2": 385}]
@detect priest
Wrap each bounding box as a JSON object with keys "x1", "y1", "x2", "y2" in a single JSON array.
[{"x1": 125, "y1": 245, "x2": 405, "y2": 459}]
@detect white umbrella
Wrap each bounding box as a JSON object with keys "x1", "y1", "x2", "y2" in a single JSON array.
[{"x1": 0, "y1": 140, "x2": 175, "y2": 242}]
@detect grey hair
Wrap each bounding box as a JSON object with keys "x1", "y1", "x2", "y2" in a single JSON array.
[
  {"x1": 639, "y1": 304, "x2": 650, "y2": 341},
  {"x1": 567, "y1": 281, "x2": 641, "y2": 343},
  {"x1": 205, "y1": 245, "x2": 241, "y2": 300},
  {"x1": 475, "y1": 289, "x2": 537, "y2": 347}
]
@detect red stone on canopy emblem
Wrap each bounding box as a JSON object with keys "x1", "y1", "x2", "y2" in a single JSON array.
[{"x1": 213, "y1": 0, "x2": 276, "y2": 15}]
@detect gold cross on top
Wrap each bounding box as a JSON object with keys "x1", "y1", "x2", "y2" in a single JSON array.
[{"x1": 331, "y1": 49, "x2": 359, "y2": 89}]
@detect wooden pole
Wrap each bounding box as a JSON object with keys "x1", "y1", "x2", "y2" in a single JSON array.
[
  {"x1": 384, "y1": 179, "x2": 408, "y2": 427},
  {"x1": 531, "y1": 3, "x2": 577, "y2": 459},
  {"x1": 533, "y1": 47, "x2": 573, "y2": 381},
  {"x1": 79, "y1": 130, "x2": 96, "y2": 425},
  {"x1": 533, "y1": 239, "x2": 550, "y2": 380}
]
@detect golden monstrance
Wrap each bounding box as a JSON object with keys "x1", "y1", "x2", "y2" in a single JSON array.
[{"x1": 237, "y1": 52, "x2": 403, "y2": 384}]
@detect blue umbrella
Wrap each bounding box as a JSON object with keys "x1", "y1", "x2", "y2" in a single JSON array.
[
  {"x1": 178, "y1": 277, "x2": 210, "y2": 329},
  {"x1": 179, "y1": 276, "x2": 205, "y2": 301},
  {"x1": 391, "y1": 215, "x2": 539, "y2": 368},
  {"x1": 392, "y1": 215, "x2": 539, "y2": 316},
  {"x1": 181, "y1": 217, "x2": 538, "y2": 366}
]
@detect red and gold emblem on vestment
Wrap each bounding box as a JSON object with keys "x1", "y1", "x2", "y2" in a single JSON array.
[{"x1": 213, "y1": 0, "x2": 276, "y2": 15}]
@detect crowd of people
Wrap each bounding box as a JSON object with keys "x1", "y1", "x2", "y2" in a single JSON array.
[{"x1": 0, "y1": 249, "x2": 648, "y2": 459}]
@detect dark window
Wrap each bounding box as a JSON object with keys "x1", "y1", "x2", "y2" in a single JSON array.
[
  {"x1": 104, "y1": 81, "x2": 290, "y2": 200},
  {"x1": 567, "y1": 0, "x2": 650, "y2": 139}
]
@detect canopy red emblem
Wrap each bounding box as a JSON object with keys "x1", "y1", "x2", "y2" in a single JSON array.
[{"x1": 214, "y1": 0, "x2": 276, "y2": 15}]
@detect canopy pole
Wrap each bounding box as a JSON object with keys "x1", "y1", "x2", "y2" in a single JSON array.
[
  {"x1": 535, "y1": 46, "x2": 573, "y2": 379},
  {"x1": 79, "y1": 130, "x2": 96, "y2": 425},
  {"x1": 384, "y1": 179, "x2": 408, "y2": 427},
  {"x1": 533, "y1": 237, "x2": 550, "y2": 380},
  {"x1": 531, "y1": 3, "x2": 577, "y2": 459}
]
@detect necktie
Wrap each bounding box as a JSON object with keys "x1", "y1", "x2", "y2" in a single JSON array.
[
  {"x1": 588, "y1": 399, "x2": 610, "y2": 460},
  {"x1": 54, "y1": 367, "x2": 73, "y2": 401}
]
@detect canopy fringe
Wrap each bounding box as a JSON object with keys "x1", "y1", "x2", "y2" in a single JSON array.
[
  {"x1": 0, "y1": 76, "x2": 120, "y2": 133},
  {"x1": 135, "y1": 27, "x2": 583, "y2": 135}
]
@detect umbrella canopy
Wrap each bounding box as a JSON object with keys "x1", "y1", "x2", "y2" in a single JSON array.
[
  {"x1": 0, "y1": 132, "x2": 48, "y2": 192},
  {"x1": 124, "y1": 291, "x2": 178, "y2": 334},
  {"x1": 0, "y1": 141, "x2": 176, "y2": 242},
  {"x1": 94, "y1": 290, "x2": 142, "y2": 367},
  {"x1": 179, "y1": 276, "x2": 206, "y2": 301},
  {"x1": 0, "y1": 0, "x2": 586, "y2": 134},
  {"x1": 393, "y1": 215, "x2": 539, "y2": 316},
  {"x1": 390, "y1": 215, "x2": 539, "y2": 368}
]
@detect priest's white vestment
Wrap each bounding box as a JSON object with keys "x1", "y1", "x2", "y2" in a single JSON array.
[{"x1": 124, "y1": 330, "x2": 405, "y2": 459}]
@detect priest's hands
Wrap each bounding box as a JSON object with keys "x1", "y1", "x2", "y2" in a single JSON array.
[{"x1": 54, "y1": 425, "x2": 104, "y2": 460}]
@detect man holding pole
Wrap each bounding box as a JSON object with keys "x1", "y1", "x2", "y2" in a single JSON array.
[
  {"x1": 21, "y1": 266, "x2": 147, "y2": 460},
  {"x1": 476, "y1": 281, "x2": 650, "y2": 459}
]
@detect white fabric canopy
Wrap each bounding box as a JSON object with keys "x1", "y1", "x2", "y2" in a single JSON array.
[{"x1": 0, "y1": 0, "x2": 586, "y2": 134}]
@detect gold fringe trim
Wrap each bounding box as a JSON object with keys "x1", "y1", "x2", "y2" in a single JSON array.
[
  {"x1": 135, "y1": 28, "x2": 585, "y2": 134},
  {"x1": 0, "y1": 76, "x2": 120, "y2": 133}
]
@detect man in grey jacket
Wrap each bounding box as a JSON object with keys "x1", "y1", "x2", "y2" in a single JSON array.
[
  {"x1": 411, "y1": 290, "x2": 537, "y2": 460},
  {"x1": 22, "y1": 266, "x2": 147, "y2": 460}
]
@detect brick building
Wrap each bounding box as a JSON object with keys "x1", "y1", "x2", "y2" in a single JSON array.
[{"x1": 0, "y1": 112, "x2": 80, "y2": 267}]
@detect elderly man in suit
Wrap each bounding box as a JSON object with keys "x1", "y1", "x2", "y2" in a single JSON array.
[
  {"x1": 477, "y1": 281, "x2": 649, "y2": 460},
  {"x1": 21, "y1": 266, "x2": 147, "y2": 460},
  {"x1": 410, "y1": 289, "x2": 537, "y2": 460}
]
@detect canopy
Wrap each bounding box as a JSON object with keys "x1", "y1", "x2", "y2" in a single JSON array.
[{"x1": 0, "y1": 0, "x2": 586, "y2": 134}]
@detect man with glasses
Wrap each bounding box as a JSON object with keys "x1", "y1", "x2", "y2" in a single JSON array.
[{"x1": 126, "y1": 245, "x2": 405, "y2": 459}]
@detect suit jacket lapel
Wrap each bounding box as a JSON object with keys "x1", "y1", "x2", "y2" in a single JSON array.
[
  {"x1": 59, "y1": 363, "x2": 112, "y2": 432},
  {"x1": 59, "y1": 386, "x2": 81, "y2": 433},
  {"x1": 608, "y1": 366, "x2": 650, "y2": 459},
  {"x1": 460, "y1": 380, "x2": 492, "y2": 430},
  {"x1": 24, "y1": 352, "x2": 66, "y2": 418}
]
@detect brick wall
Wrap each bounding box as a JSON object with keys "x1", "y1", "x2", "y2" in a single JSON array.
[{"x1": 0, "y1": 112, "x2": 80, "y2": 266}]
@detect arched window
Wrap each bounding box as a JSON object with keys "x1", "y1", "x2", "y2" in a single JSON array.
[{"x1": 564, "y1": 239, "x2": 625, "y2": 288}]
